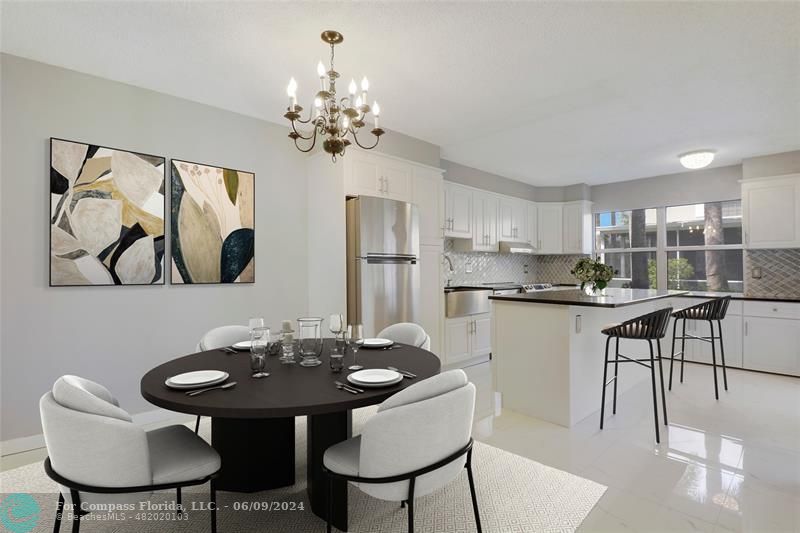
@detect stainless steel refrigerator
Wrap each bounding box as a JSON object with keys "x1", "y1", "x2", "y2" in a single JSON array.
[{"x1": 346, "y1": 196, "x2": 420, "y2": 337}]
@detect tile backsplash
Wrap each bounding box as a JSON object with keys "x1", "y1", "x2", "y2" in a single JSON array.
[
  {"x1": 443, "y1": 240, "x2": 585, "y2": 286},
  {"x1": 745, "y1": 248, "x2": 800, "y2": 299}
]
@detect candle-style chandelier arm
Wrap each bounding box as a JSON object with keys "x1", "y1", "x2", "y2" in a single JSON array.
[
  {"x1": 351, "y1": 128, "x2": 382, "y2": 150},
  {"x1": 291, "y1": 128, "x2": 318, "y2": 153},
  {"x1": 288, "y1": 118, "x2": 315, "y2": 141}
]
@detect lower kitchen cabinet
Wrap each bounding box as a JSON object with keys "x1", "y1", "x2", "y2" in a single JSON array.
[
  {"x1": 445, "y1": 313, "x2": 491, "y2": 367},
  {"x1": 743, "y1": 315, "x2": 800, "y2": 376},
  {"x1": 666, "y1": 297, "x2": 800, "y2": 377}
]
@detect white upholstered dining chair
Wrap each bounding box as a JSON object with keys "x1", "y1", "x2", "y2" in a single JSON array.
[
  {"x1": 322, "y1": 369, "x2": 481, "y2": 533},
  {"x1": 193, "y1": 325, "x2": 251, "y2": 432},
  {"x1": 377, "y1": 322, "x2": 431, "y2": 351},
  {"x1": 40, "y1": 375, "x2": 221, "y2": 533},
  {"x1": 197, "y1": 324, "x2": 251, "y2": 352}
]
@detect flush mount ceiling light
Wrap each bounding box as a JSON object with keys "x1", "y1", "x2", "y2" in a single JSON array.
[
  {"x1": 679, "y1": 150, "x2": 716, "y2": 170},
  {"x1": 284, "y1": 30, "x2": 384, "y2": 162}
]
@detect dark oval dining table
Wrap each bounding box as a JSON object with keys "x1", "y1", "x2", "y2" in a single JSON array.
[{"x1": 141, "y1": 340, "x2": 440, "y2": 531}]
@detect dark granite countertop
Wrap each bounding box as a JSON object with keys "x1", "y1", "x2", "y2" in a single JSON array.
[{"x1": 489, "y1": 288, "x2": 689, "y2": 308}]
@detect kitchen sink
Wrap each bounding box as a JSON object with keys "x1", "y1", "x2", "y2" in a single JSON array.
[{"x1": 445, "y1": 287, "x2": 492, "y2": 318}]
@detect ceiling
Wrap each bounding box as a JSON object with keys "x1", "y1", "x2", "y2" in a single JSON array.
[{"x1": 2, "y1": 1, "x2": 799, "y2": 186}]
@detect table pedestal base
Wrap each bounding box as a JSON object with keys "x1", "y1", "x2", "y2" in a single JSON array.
[
  {"x1": 308, "y1": 410, "x2": 352, "y2": 532},
  {"x1": 211, "y1": 417, "x2": 295, "y2": 492}
]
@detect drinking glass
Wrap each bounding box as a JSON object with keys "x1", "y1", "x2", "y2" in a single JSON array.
[
  {"x1": 330, "y1": 313, "x2": 346, "y2": 354},
  {"x1": 297, "y1": 317, "x2": 324, "y2": 367},
  {"x1": 249, "y1": 317, "x2": 265, "y2": 331},
  {"x1": 347, "y1": 324, "x2": 364, "y2": 371},
  {"x1": 329, "y1": 350, "x2": 344, "y2": 373},
  {"x1": 280, "y1": 330, "x2": 296, "y2": 364},
  {"x1": 250, "y1": 327, "x2": 270, "y2": 378}
]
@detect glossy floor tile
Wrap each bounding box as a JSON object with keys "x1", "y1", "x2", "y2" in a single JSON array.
[{"x1": 477, "y1": 363, "x2": 800, "y2": 532}]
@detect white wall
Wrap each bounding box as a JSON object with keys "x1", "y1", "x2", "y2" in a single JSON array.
[
  {"x1": 742, "y1": 150, "x2": 800, "y2": 179},
  {"x1": 589, "y1": 164, "x2": 742, "y2": 212},
  {"x1": 0, "y1": 54, "x2": 310, "y2": 441}
]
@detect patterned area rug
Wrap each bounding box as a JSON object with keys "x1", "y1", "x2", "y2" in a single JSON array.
[{"x1": 0, "y1": 407, "x2": 605, "y2": 532}]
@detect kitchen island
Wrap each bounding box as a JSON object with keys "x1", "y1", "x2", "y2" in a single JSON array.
[{"x1": 490, "y1": 288, "x2": 687, "y2": 427}]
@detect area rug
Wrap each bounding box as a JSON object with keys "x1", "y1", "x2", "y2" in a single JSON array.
[{"x1": 0, "y1": 407, "x2": 605, "y2": 532}]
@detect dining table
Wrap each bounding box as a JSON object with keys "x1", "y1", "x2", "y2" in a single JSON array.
[{"x1": 140, "y1": 339, "x2": 441, "y2": 531}]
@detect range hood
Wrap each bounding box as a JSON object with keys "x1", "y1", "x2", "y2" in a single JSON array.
[{"x1": 499, "y1": 241, "x2": 535, "y2": 254}]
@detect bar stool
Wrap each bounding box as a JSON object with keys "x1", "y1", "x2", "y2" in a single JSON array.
[
  {"x1": 668, "y1": 296, "x2": 732, "y2": 400},
  {"x1": 600, "y1": 307, "x2": 672, "y2": 443}
]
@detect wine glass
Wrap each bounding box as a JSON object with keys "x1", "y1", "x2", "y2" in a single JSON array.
[
  {"x1": 250, "y1": 327, "x2": 270, "y2": 378},
  {"x1": 329, "y1": 314, "x2": 344, "y2": 337},
  {"x1": 249, "y1": 317, "x2": 265, "y2": 331},
  {"x1": 347, "y1": 324, "x2": 364, "y2": 371}
]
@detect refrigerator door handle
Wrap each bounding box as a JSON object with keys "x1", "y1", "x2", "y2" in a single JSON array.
[{"x1": 363, "y1": 255, "x2": 418, "y2": 265}]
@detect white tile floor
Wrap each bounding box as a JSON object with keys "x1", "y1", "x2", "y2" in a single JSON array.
[
  {"x1": 3, "y1": 362, "x2": 798, "y2": 532},
  {"x1": 475, "y1": 362, "x2": 800, "y2": 532}
]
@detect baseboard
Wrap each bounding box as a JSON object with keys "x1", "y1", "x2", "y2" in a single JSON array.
[{"x1": 1, "y1": 408, "x2": 193, "y2": 456}]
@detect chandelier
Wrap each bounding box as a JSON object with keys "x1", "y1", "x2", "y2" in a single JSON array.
[{"x1": 284, "y1": 31, "x2": 384, "y2": 162}]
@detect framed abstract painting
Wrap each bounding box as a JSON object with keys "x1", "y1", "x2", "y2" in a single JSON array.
[
  {"x1": 170, "y1": 159, "x2": 255, "y2": 284},
  {"x1": 49, "y1": 138, "x2": 166, "y2": 286}
]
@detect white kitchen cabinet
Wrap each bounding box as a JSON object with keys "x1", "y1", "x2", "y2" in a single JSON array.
[
  {"x1": 562, "y1": 201, "x2": 593, "y2": 254},
  {"x1": 445, "y1": 316, "x2": 472, "y2": 365},
  {"x1": 527, "y1": 202, "x2": 540, "y2": 252},
  {"x1": 498, "y1": 196, "x2": 528, "y2": 242},
  {"x1": 743, "y1": 317, "x2": 800, "y2": 376},
  {"x1": 412, "y1": 167, "x2": 444, "y2": 246},
  {"x1": 445, "y1": 312, "x2": 492, "y2": 367},
  {"x1": 537, "y1": 203, "x2": 563, "y2": 254},
  {"x1": 380, "y1": 159, "x2": 412, "y2": 202},
  {"x1": 345, "y1": 152, "x2": 412, "y2": 202},
  {"x1": 472, "y1": 192, "x2": 499, "y2": 252},
  {"x1": 418, "y1": 244, "x2": 444, "y2": 356},
  {"x1": 444, "y1": 182, "x2": 473, "y2": 238},
  {"x1": 742, "y1": 174, "x2": 800, "y2": 249},
  {"x1": 743, "y1": 301, "x2": 800, "y2": 376}
]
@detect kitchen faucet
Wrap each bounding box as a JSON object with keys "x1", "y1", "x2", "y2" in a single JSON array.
[{"x1": 442, "y1": 254, "x2": 455, "y2": 287}]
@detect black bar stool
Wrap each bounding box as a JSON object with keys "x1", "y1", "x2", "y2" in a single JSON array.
[
  {"x1": 600, "y1": 307, "x2": 672, "y2": 443},
  {"x1": 668, "y1": 296, "x2": 732, "y2": 400}
]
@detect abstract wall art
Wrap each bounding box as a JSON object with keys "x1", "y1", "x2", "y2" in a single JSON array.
[
  {"x1": 50, "y1": 138, "x2": 166, "y2": 286},
  {"x1": 170, "y1": 160, "x2": 255, "y2": 284}
]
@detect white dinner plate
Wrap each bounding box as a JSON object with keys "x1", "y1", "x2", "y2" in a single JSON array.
[
  {"x1": 166, "y1": 370, "x2": 229, "y2": 390},
  {"x1": 358, "y1": 338, "x2": 394, "y2": 349},
  {"x1": 347, "y1": 369, "x2": 403, "y2": 388},
  {"x1": 232, "y1": 341, "x2": 251, "y2": 351}
]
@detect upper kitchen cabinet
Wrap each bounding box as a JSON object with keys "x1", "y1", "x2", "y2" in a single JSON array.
[
  {"x1": 562, "y1": 201, "x2": 593, "y2": 254},
  {"x1": 499, "y1": 196, "x2": 528, "y2": 243},
  {"x1": 527, "y1": 202, "x2": 540, "y2": 252},
  {"x1": 345, "y1": 151, "x2": 412, "y2": 202},
  {"x1": 412, "y1": 167, "x2": 445, "y2": 246},
  {"x1": 537, "y1": 203, "x2": 563, "y2": 254},
  {"x1": 472, "y1": 191, "x2": 499, "y2": 252},
  {"x1": 444, "y1": 182, "x2": 473, "y2": 239},
  {"x1": 742, "y1": 174, "x2": 800, "y2": 249}
]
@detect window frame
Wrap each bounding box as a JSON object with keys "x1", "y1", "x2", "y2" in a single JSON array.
[
  {"x1": 594, "y1": 201, "x2": 744, "y2": 292},
  {"x1": 593, "y1": 207, "x2": 659, "y2": 289}
]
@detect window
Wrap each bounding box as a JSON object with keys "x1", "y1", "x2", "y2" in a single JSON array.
[
  {"x1": 594, "y1": 209, "x2": 657, "y2": 289},
  {"x1": 593, "y1": 200, "x2": 743, "y2": 292},
  {"x1": 665, "y1": 200, "x2": 743, "y2": 292}
]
